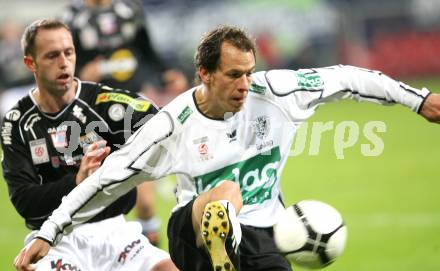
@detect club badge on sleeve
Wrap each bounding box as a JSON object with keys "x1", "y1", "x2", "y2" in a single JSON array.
[
  {"x1": 108, "y1": 103, "x2": 126, "y2": 121},
  {"x1": 5, "y1": 109, "x2": 21, "y2": 121}
]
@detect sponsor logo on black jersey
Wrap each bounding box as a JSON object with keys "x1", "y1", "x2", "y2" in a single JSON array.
[
  {"x1": 48, "y1": 126, "x2": 69, "y2": 149},
  {"x1": 95, "y1": 92, "x2": 151, "y2": 112},
  {"x1": 1, "y1": 122, "x2": 12, "y2": 145}
]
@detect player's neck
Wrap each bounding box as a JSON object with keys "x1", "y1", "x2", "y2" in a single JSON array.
[
  {"x1": 33, "y1": 80, "x2": 78, "y2": 113},
  {"x1": 195, "y1": 86, "x2": 226, "y2": 120}
]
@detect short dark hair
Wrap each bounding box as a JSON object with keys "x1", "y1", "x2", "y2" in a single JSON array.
[
  {"x1": 21, "y1": 19, "x2": 71, "y2": 57},
  {"x1": 194, "y1": 25, "x2": 256, "y2": 80}
]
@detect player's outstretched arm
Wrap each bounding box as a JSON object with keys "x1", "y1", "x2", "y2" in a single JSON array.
[
  {"x1": 21, "y1": 112, "x2": 174, "y2": 255},
  {"x1": 14, "y1": 238, "x2": 50, "y2": 271},
  {"x1": 419, "y1": 93, "x2": 440, "y2": 123}
]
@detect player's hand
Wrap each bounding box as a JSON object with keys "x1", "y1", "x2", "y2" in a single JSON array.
[
  {"x1": 420, "y1": 93, "x2": 440, "y2": 124},
  {"x1": 14, "y1": 238, "x2": 50, "y2": 271},
  {"x1": 76, "y1": 140, "x2": 111, "y2": 185}
]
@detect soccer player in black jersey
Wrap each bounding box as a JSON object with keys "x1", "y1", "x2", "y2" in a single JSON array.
[{"x1": 1, "y1": 19, "x2": 178, "y2": 271}]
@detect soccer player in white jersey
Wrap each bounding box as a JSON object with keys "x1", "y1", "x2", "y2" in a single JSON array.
[{"x1": 14, "y1": 26, "x2": 440, "y2": 271}]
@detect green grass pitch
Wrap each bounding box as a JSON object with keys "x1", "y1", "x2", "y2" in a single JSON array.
[{"x1": 0, "y1": 80, "x2": 439, "y2": 270}]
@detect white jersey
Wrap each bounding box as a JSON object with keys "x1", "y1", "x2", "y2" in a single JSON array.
[{"x1": 37, "y1": 65, "x2": 430, "y2": 244}]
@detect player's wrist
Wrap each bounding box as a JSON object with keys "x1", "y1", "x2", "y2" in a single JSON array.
[
  {"x1": 138, "y1": 216, "x2": 161, "y2": 235},
  {"x1": 75, "y1": 171, "x2": 86, "y2": 185},
  {"x1": 36, "y1": 220, "x2": 61, "y2": 246}
]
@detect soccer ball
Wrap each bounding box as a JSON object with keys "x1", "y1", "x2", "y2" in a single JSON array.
[{"x1": 274, "y1": 200, "x2": 347, "y2": 269}]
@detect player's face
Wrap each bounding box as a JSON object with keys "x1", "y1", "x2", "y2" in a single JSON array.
[
  {"x1": 27, "y1": 28, "x2": 76, "y2": 97},
  {"x1": 208, "y1": 42, "x2": 255, "y2": 116}
]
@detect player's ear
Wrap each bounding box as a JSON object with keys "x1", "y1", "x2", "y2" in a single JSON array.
[
  {"x1": 199, "y1": 67, "x2": 211, "y2": 85},
  {"x1": 24, "y1": 55, "x2": 37, "y2": 72}
]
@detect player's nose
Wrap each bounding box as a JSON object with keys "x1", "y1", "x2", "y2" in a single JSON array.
[{"x1": 237, "y1": 74, "x2": 251, "y2": 91}]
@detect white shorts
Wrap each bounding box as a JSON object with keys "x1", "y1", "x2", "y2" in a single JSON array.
[{"x1": 27, "y1": 215, "x2": 170, "y2": 271}]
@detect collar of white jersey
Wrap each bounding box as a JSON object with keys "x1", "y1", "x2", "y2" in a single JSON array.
[{"x1": 191, "y1": 87, "x2": 241, "y2": 126}]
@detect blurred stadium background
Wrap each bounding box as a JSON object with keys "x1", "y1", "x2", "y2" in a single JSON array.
[{"x1": 0, "y1": 0, "x2": 439, "y2": 270}]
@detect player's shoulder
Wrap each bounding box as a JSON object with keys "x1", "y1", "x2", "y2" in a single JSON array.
[
  {"x1": 1, "y1": 93, "x2": 34, "y2": 145},
  {"x1": 2, "y1": 91, "x2": 34, "y2": 124},
  {"x1": 250, "y1": 69, "x2": 325, "y2": 98},
  {"x1": 79, "y1": 80, "x2": 157, "y2": 112},
  {"x1": 160, "y1": 88, "x2": 196, "y2": 129},
  {"x1": 127, "y1": 90, "x2": 193, "y2": 147}
]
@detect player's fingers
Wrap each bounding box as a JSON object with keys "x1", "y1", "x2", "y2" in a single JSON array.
[
  {"x1": 85, "y1": 140, "x2": 108, "y2": 154},
  {"x1": 20, "y1": 253, "x2": 35, "y2": 271},
  {"x1": 92, "y1": 146, "x2": 111, "y2": 160},
  {"x1": 88, "y1": 161, "x2": 102, "y2": 170},
  {"x1": 95, "y1": 139, "x2": 107, "y2": 149},
  {"x1": 13, "y1": 250, "x2": 23, "y2": 270},
  {"x1": 85, "y1": 148, "x2": 104, "y2": 158},
  {"x1": 14, "y1": 251, "x2": 35, "y2": 271},
  {"x1": 14, "y1": 250, "x2": 27, "y2": 271},
  {"x1": 98, "y1": 146, "x2": 111, "y2": 159},
  {"x1": 86, "y1": 146, "x2": 110, "y2": 159}
]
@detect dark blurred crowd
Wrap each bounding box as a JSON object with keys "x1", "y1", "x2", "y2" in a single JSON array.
[{"x1": 1, "y1": 0, "x2": 440, "y2": 115}]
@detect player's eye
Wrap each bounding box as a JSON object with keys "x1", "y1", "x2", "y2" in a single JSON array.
[
  {"x1": 46, "y1": 52, "x2": 59, "y2": 59},
  {"x1": 65, "y1": 49, "x2": 74, "y2": 57},
  {"x1": 228, "y1": 72, "x2": 242, "y2": 79}
]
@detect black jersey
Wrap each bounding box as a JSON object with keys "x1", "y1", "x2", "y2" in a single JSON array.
[
  {"x1": 62, "y1": 0, "x2": 166, "y2": 93},
  {"x1": 1, "y1": 79, "x2": 158, "y2": 230}
]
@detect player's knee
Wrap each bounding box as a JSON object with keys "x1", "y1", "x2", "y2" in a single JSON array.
[
  {"x1": 219, "y1": 180, "x2": 240, "y2": 196},
  {"x1": 216, "y1": 180, "x2": 242, "y2": 208}
]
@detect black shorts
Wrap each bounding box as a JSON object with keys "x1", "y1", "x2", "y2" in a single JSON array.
[{"x1": 167, "y1": 199, "x2": 292, "y2": 271}]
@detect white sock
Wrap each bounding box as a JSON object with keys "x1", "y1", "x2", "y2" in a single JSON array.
[{"x1": 219, "y1": 200, "x2": 242, "y2": 245}]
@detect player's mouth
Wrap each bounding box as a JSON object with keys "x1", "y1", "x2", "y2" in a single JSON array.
[
  {"x1": 57, "y1": 73, "x2": 71, "y2": 85},
  {"x1": 232, "y1": 95, "x2": 247, "y2": 105}
]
